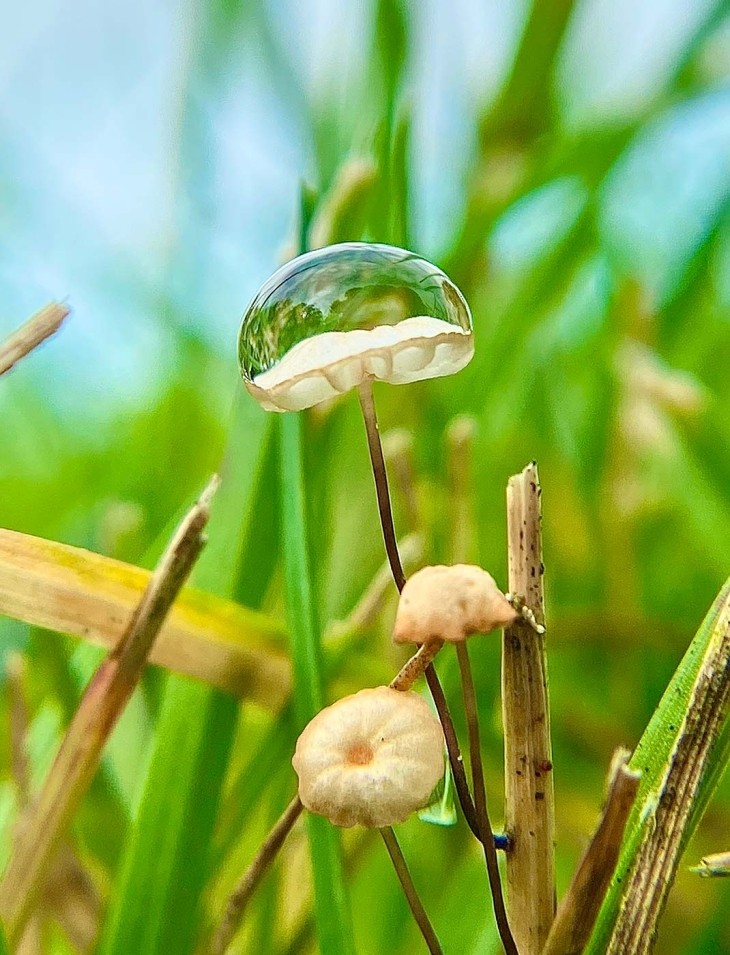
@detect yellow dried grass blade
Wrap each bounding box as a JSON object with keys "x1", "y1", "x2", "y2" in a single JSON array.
[{"x1": 0, "y1": 528, "x2": 290, "y2": 706}]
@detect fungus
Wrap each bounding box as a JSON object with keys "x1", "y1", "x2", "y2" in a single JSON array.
[
  {"x1": 238, "y1": 241, "x2": 473, "y2": 590},
  {"x1": 292, "y1": 686, "x2": 444, "y2": 828},
  {"x1": 238, "y1": 242, "x2": 473, "y2": 413},
  {"x1": 393, "y1": 564, "x2": 518, "y2": 646}
]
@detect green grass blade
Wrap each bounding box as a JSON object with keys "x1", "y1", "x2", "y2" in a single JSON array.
[
  {"x1": 278, "y1": 411, "x2": 355, "y2": 955},
  {"x1": 99, "y1": 396, "x2": 273, "y2": 955},
  {"x1": 0, "y1": 918, "x2": 8, "y2": 955},
  {"x1": 586, "y1": 578, "x2": 730, "y2": 952}
]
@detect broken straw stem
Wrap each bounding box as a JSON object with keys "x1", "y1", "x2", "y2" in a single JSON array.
[
  {"x1": 502, "y1": 462, "x2": 555, "y2": 954},
  {"x1": 543, "y1": 749, "x2": 640, "y2": 955},
  {"x1": 0, "y1": 302, "x2": 69, "y2": 377},
  {"x1": 0, "y1": 477, "x2": 218, "y2": 947}
]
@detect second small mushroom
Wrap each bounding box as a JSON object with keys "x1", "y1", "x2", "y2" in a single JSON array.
[{"x1": 393, "y1": 564, "x2": 518, "y2": 647}]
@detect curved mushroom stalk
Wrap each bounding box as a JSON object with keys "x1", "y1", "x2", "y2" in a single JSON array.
[{"x1": 237, "y1": 242, "x2": 474, "y2": 593}]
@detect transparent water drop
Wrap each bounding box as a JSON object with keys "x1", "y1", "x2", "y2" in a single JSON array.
[{"x1": 238, "y1": 242, "x2": 473, "y2": 412}]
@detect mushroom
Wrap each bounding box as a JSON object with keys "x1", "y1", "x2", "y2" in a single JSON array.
[
  {"x1": 238, "y1": 242, "x2": 473, "y2": 413},
  {"x1": 393, "y1": 564, "x2": 518, "y2": 646},
  {"x1": 292, "y1": 685, "x2": 444, "y2": 828},
  {"x1": 238, "y1": 241, "x2": 473, "y2": 590}
]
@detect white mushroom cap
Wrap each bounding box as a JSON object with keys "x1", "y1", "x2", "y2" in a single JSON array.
[
  {"x1": 292, "y1": 686, "x2": 444, "y2": 828},
  {"x1": 238, "y1": 243, "x2": 474, "y2": 412},
  {"x1": 246, "y1": 316, "x2": 473, "y2": 412},
  {"x1": 393, "y1": 564, "x2": 518, "y2": 645}
]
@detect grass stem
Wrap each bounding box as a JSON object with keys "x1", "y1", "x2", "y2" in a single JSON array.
[
  {"x1": 210, "y1": 796, "x2": 304, "y2": 955},
  {"x1": 502, "y1": 462, "x2": 555, "y2": 953},
  {"x1": 379, "y1": 827, "x2": 444, "y2": 955},
  {"x1": 543, "y1": 750, "x2": 639, "y2": 955},
  {"x1": 0, "y1": 477, "x2": 217, "y2": 947}
]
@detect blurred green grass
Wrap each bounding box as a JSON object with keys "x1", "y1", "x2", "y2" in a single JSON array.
[{"x1": 1, "y1": 0, "x2": 730, "y2": 952}]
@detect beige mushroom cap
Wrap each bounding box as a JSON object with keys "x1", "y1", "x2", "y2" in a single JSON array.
[
  {"x1": 246, "y1": 316, "x2": 474, "y2": 412},
  {"x1": 393, "y1": 564, "x2": 518, "y2": 644},
  {"x1": 292, "y1": 686, "x2": 444, "y2": 828}
]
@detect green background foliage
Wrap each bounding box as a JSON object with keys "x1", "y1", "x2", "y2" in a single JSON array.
[{"x1": 1, "y1": 0, "x2": 729, "y2": 952}]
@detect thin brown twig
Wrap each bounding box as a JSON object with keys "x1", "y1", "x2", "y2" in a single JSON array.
[
  {"x1": 543, "y1": 749, "x2": 640, "y2": 955},
  {"x1": 0, "y1": 302, "x2": 69, "y2": 377},
  {"x1": 457, "y1": 642, "x2": 518, "y2": 955},
  {"x1": 0, "y1": 477, "x2": 218, "y2": 947},
  {"x1": 503, "y1": 462, "x2": 555, "y2": 954},
  {"x1": 210, "y1": 795, "x2": 304, "y2": 955},
  {"x1": 6, "y1": 654, "x2": 102, "y2": 953},
  {"x1": 424, "y1": 664, "x2": 480, "y2": 839},
  {"x1": 380, "y1": 827, "x2": 444, "y2": 955},
  {"x1": 357, "y1": 379, "x2": 407, "y2": 591}
]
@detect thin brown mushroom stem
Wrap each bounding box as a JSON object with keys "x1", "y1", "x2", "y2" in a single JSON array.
[
  {"x1": 357, "y1": 378, "x2": 407, "y2": 592},
  {"x1": 456, "y1": 642, "x2": 518, "y2": 955},
  {"x1": 356, "y1": 378, "x2": 480, "y2": 837},
  {"x1": 380, "y1": 827, "x2": 444, "y2": 955},
  {"x1": 423, "y1": 664, "x2": 480, "y2": 838},
  {"x1": 210, "y1": 795, "x2": 304, "y2": 955}
]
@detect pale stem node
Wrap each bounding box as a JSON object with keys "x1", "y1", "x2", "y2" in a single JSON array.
[
  {"x1": 389, "y1": 639, "x2": 443, "y2": 692},
  {"x1": 543, "y1": 748, "x2": 640, "y2": 955},
  {"x1": 690, "y1": 851, "x2": 730, "y2": 878},
  {"x1": 502, "y1": 461, "x2": 556, "y2": 955}
]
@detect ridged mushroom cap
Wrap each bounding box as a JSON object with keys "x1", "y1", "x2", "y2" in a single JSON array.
[
  {"x1": 238, "y1": 243, "x2": 473, "y2": 412},
  {"x1": 292, "y1": 686, "x2": 444, "y2": 828},
  {"x1": 393, "y1": 564, "x2": 517, "y2": 644}
]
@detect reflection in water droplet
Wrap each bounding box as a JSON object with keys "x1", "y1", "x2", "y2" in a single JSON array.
[{"x1": 238, "y1": 242, "x2": 473, "y2": 412}]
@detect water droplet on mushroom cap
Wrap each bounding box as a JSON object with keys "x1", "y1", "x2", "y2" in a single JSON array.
[{"x1": 238, "y1": 242, "x2": 473, "y2": 411}]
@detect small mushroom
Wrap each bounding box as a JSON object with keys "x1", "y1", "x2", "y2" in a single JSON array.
[
  {"x1": 238, "y1": 242, "x2": 473, "y2": 412},
  {"x1": 292, "y1": 686, "x2": 444, "y2": 828},
  {"x1": 238, "y1": 242, "x2": 474, "y2": 590},
  {"x1": 393, "y1": 564, "x2": 518, "y2": 645}
]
